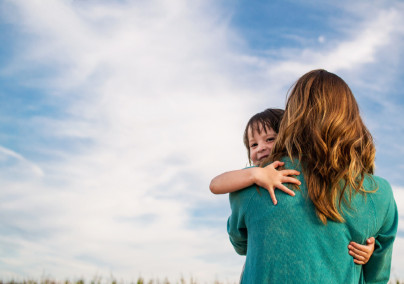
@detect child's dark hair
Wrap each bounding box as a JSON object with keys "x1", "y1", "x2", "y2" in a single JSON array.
[{"x1": 243, "y1": 108, "x2": 284, "y2": 163}]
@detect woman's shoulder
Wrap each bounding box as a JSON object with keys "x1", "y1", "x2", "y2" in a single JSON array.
[
  {"x1": 370, "y1": 175, "x2": 391, "y2": 188},
  {"x1": 364, "y1": 174, "x2": 395, "y2": 211},
  {"x1": 365, "y1": 174, "x2": 392, "y2": 194},
  {"x1": 229, "y1": 185, "x2": 260, "y2": 212},
  {"x1": 229, "y1": 185, "x2": 258, "y2": 200},
  {"x1": 279, "y1": 156, "x2": 303, "y2": 171}
]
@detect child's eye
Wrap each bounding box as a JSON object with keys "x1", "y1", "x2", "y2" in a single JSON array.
[
  {"x1": 250, "y1": 143, "x2": 258, "y2": 148},
  {"x1": 266, "y1": 137, "x2": 275, "y2": 142}
]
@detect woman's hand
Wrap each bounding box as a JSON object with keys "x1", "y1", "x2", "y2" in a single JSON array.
[
  {"x1": 348, "y1": 237, "x2": 375, "y2": 265},
  {"x1": 253, "y1": 161, "x2": 300, "y2": 205}
]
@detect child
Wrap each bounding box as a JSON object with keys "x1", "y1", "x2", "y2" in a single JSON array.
[
  {"x1": 210, "y1": 108, "x2": 375, "y2": 265},
  {"x1": 210, "y1": 108, "x2": 298, "y2": 205}
]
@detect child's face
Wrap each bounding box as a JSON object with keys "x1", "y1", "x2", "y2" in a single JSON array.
[{"x1": 248, "y1": 125, "x2": 277, "y2": 165}]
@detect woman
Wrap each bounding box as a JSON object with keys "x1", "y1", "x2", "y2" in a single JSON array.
[{"x1": 227, "y1": 69, "x2": 398, "y2": 283}]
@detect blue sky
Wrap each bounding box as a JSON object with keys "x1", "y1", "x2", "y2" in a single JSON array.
[{"x1": 0, "y1": 0, "x2": 403, "y2": 282}]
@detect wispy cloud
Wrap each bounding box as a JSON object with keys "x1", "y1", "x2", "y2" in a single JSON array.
[
  {"x1": 0, "y1": 145, "x2": 44, "y2": 177},
  {"x1": 0, "y1": 0, "x2": 250, "y2": 281}
]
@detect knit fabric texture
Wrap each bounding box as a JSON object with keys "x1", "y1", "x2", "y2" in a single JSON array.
[{"x1": 227, "y1": 158, "x2": 398, "y2": 284}]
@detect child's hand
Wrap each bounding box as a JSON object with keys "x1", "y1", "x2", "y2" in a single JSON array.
[
  {"x1": 253, "y1": 161, "x2": 300, "y2": 205},
  {"x1": 348, "y1": 237, "x2": 375, "y2": 265}
]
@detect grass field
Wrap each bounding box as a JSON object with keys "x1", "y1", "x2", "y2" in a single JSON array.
[
  {"x1": 0, "y1": 278, "x2": 403, "y2": 284},
  {"x1": 0, "y1": 278, "x2": 238, "y2": 284}
]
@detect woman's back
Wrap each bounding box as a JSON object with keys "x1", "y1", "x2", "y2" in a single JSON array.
[
  {"x1": 228, "y1": 70, "x2": 398, "y2": 283},
  {"x1": 228, "y1": 159, "x2": 397, "y2": 283}
]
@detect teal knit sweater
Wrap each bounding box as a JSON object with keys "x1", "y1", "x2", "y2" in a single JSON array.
[{"x1": 227, "y1": 159, "x2": 398, "y2": 283}]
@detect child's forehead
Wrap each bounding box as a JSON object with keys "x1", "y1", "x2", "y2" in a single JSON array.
[{"x1": 248, "y1": 121, "x2": 273, "y2": 138}]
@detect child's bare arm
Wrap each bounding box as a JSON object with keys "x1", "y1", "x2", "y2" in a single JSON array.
[
  {"x1": 348, "y1": 237, "x2": 375, "y2": 265},
  {"x1": 210, "y1": 161, "x2": 300, "y2": 205},
  {"x1": 210, "y1": 167, "x2": 258, "y2": 194}
]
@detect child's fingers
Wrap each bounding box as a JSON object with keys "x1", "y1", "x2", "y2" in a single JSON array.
[
  {"x1": 349, "y1": 241, "x2": 369, "y2": 252},
  {"x1": 268, "y1": 190, "x2": 278, "y2": 205},
  {"x1": 270, "y1": 161, "x2": 284, "y2": 169},
  {"x1": 367, "y1": 237, "x2": 375, "y2": 244},
  {"x1": 282, "y1": 176, "x2": 301, "y2": 185},
  {"x1": 348, "y1": 243, "x2": 368, "y2": 257},
  {"x1": 349, "y1": 248, "x2": 366, "y2": 262},
  {"x1": 280, "y1": 169, "x2": 300, "y2": 176},
  {"x1": 276, "y1": 184, "x2": 295, "y2": 196},
  {"x1": 353, "y1": 258, "x2": 365, "y2": 265}
]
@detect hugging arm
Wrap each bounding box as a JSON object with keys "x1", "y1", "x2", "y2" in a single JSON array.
[
  {"x1": 363, "y1": 188, "x2": 398, "y2": 282},
  {"x1": 210, "y1": 167, "x2": 258, "y2": 195},
  {"x1": 210, "y1": 161, "x2": 300, "y2": 205}
]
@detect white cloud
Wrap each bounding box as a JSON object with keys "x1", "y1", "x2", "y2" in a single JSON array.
[
  {"x1": 0, "y1": 0, "x2": 250, "y2": 281},
  {"x1": 260, "y1": 6, "x2": 404, "y2": 84}
]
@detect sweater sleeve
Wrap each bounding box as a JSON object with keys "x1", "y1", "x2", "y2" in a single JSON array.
[
  {"x1": 227, "y1": 190, "x2": 252, "y2": 255},
  {"x1": 363, "y1": 180, "x2": 398, "y2": 284}
]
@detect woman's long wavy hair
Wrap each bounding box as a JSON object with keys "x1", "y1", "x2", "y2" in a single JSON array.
[{"x1": 267, "y1": 69, "x2": 376, "y2": 224}]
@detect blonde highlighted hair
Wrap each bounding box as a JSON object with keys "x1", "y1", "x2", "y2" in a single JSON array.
[{"x1": 268, "y1": 69, "x2": 376, "y2": 224}]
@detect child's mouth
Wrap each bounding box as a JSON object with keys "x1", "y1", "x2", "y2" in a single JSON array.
[{"x1": 258, "y1": 154, "x2": 269, "y2": 161}]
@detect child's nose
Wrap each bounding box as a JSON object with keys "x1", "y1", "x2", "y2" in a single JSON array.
[{"x1": 259, "y1": 144, "x2": 268, "y2": 151}]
